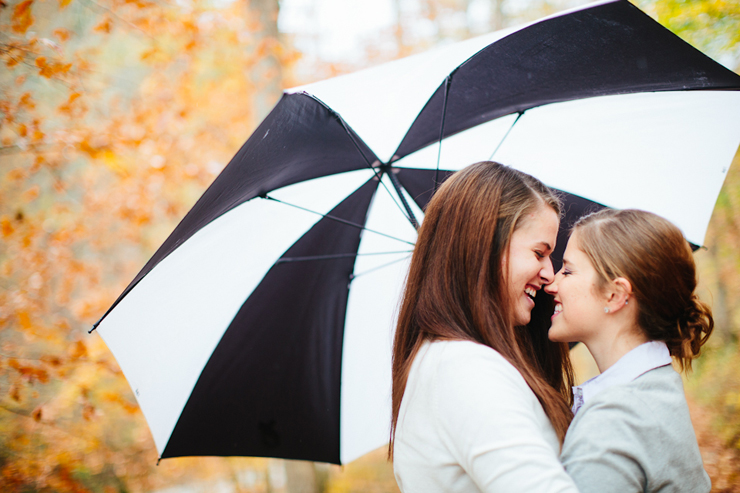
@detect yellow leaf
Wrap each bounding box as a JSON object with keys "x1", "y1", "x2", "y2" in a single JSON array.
[
  {"x1": 101, "y1": 149, "x2": 128, "y2": 176},
  {"x1": 59, "y1": 0, "x2": 72, "y2": 8},
  {"x1": 12, "y1": 0, "x2": 34, "y2": 34}
]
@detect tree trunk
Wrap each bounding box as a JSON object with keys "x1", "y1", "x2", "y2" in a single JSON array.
[
  {"x1": 490, "y1": 0, "x2": 504, "y2": 31},
  {"x1": 285, "y1": 460, "x2": 320, "y2": 493},
  {"x1": 245, "y1": 0, "x2": 283, "y2": 127}
]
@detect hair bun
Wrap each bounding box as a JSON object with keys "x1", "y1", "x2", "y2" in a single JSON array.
[{"x1": 669, "y1": 295, "x2": 713, "y2": 370}]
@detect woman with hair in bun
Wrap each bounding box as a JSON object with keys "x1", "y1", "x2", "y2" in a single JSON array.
[
  {"x1": 391, "y1": 161, "x2": 578, "y2": 492},
  {"x1": 545, "y1": 208, "x2": 713, "y2": 492}
]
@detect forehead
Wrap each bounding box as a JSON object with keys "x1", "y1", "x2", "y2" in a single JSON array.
[
  {"x1": 563, "y1": 230, "x2": 586, "y2": 260},
  {"x1": 515, "y1": 206, "x2": 559, "y2": 241}
]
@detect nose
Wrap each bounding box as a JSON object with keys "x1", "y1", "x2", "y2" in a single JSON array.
[
  {"x1": 540, "y1": 258, "x2": 555, "y2": 284},
  {"x1": 544, "y1": 268, "x2": 559, "y2": 295},
  {"x1": 544, "y1": 279, "x2": 557, "y2": 295}
]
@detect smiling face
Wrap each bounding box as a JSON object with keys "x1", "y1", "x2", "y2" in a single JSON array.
[
  {"x1": 504, "y1": 204, "x2": 559, "y2": 326},
  {"x1": 545, "y1": 231, "x2": 606, "y2": 343}
]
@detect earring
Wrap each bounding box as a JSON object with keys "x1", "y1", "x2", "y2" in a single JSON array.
[
  {"x1": 625, "y1": 299, "x2": 629, "y2": 305},
  {"x1": 604, "y1": 307, "x2": 610, "y2": 313}
]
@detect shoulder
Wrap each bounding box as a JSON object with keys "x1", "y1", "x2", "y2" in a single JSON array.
[
  {"x1": 421, "y1": 340, "x2": 528, "y2": 393},
  {"x1": 423, "y1": 339, "x2": 520, "y2": 374},
  {"x1": 419, "y1": 340, "x2": 546, "y2": 430},
  {"x1": 569, "y1": 366, "x2": 679, "y2": 434},
  {"x1": 577, "y1": 365, "x2": 684, "y2": 424},
  {"x1": 562, "y1": 365, "x2": 710, "y2": 493}
]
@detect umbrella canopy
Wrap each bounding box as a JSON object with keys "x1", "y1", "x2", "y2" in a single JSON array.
[{"x1": 93, "y1": 0, "x2": 740, "y2": 465}]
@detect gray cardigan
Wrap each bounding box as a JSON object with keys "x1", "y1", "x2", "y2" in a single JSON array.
[{"x1": 560, "y1": 365, "x2": 710, "y2": 493}]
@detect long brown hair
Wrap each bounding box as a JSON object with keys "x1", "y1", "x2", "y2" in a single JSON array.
[
  {"x1": 574, "y1": 209, "x2": 713, "y2": 372},
  {"x1": 390, "y1": 162, "x2": 575, "y2": 457}
]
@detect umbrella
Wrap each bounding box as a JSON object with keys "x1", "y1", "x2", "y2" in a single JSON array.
[{"x1": 92, "y1": 0, "x2": 740, "y2": 465}]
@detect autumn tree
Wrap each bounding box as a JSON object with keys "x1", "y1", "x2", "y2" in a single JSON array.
[{"x1": 1, "y1": 0, "x2": 295, "y2": 490}]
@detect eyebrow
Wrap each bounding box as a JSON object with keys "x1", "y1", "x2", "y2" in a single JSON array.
[{"x1": 536, "y1": 241, "x2": 553, "y2": 252}]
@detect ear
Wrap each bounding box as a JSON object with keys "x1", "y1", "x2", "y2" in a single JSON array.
[{"x1": 605, "y1": 277, "x2": 632, "y2": 314}]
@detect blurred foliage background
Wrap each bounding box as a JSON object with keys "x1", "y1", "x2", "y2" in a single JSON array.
[{"x1": 0, "y1": 0, "x2": 738, "y2": 491}]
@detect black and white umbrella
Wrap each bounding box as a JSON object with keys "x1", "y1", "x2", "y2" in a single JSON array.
[{"x1": 93, "y1": 0, "x2": 740, "y2": 465}]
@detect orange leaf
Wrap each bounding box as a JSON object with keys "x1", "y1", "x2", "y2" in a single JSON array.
[
  {"x1": 69, "y1": 340, "x2": 87, "y2": 360},
  {"x1": 40, "y1": 355, "x2": 62, "y2": 367},
  {"x1": 53, "y1": 28, "x2": 71, "y2": 41},
  {"x1": 18, "y1": 311, "x2": 32, "y2": 330},
  {"x1": 19, "y1": 93, "x2": 35, "y2": 110},
  {"x1": 7, "y1": 163, "x2": 25, "y2": 179},
  {"x1": 22, "y1": 185, "x2": 40, "y2": 203},
  {"x1": 59, "y1": 0, "x2": 72, "y2": 8},
  {"x1": 17, "y1": 123, "x2": 27, "y2": 137},
  {"x1": 12, "y1": 0, "x2": 34, "y2": 34},
  {"x1": 9, "y1": 384, "x2": 21, "y2": 402},
  {"x1": 35, "y1": 56, "x2": 47, "y2": 68},
  {"x1": 94, "y1": 17, "x2": 112, "y2": 34},
  {"x1": 1, "y1": 216, "x2": 13, "y2": 237}
]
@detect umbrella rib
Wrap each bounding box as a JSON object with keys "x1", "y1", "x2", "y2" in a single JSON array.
[
  {"x1": 276, "y1": 250, "x2": 414, "y2": 263},
  {"x1": 377, "y1": 172, "x2": 418, "y2": 228},
  {"x1": 387, "y1": 170, "x2": 419, "y2": 230},
  {"x1": 331, "y1": 107, "x2": 419, "y2": 228},
  {"x1": 489, "y1": 111, "x2": 523, "y2": 161},
  {"x1": 263, "y1": 195, "x2": 416, "y2": 246},
  {"x1": 349, "y1": 254, "x2": 413, "y2": 281},
  {"x1": 434, "y1": 75, "x2": 452, "y2": 194}
]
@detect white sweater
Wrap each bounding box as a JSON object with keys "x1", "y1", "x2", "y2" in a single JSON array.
[{"x1": 393, "y1": 340, "x2": 579, "y2": 493}]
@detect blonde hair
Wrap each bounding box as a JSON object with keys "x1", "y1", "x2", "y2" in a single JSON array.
[{"x1": 574, "y1": 209, "x2": 713, "y2": 371}]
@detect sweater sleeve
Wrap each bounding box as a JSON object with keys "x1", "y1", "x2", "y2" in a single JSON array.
[
  {"x1": 560, "y1": 388, "x2": 651, "y2": 493},
  {"x1": 433, "y1": 343, "x2": 579, "y2": 493}
]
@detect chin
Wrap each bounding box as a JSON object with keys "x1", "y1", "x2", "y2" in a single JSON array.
[
  {"x1": 514, "y1": 311, "x2": 532, "y2": 327},
  {"x1": 548, "y1": 326, "x2": 574, "y2": 343},
  {"x1": 547, "y1": 330, "x2": 563, "y2": 342}
]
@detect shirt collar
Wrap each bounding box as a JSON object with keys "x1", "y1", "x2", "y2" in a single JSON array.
[{"x1": 572, "y1": 341, "x2": 672, "y2": 415}]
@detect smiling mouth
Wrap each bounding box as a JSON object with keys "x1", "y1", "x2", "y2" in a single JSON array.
[
  {"x1": 524, "y1": 286, "x2": 537, "y2": 301},
  {"x1": 553, "y1": 303, "x2": 562, "y2": 315}
]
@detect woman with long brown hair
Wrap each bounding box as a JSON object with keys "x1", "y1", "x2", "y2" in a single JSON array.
[
  {"x1": 546, "y1": 209, "x2": 712, "y2": 492},
  {"x1": 391, "y1": 161, "x2": 579, "y2": 492}
]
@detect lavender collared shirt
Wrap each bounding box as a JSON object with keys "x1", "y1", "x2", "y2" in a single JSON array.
[{"x1": 572, "y1": 341, "x2": 672, "y2": 415}]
